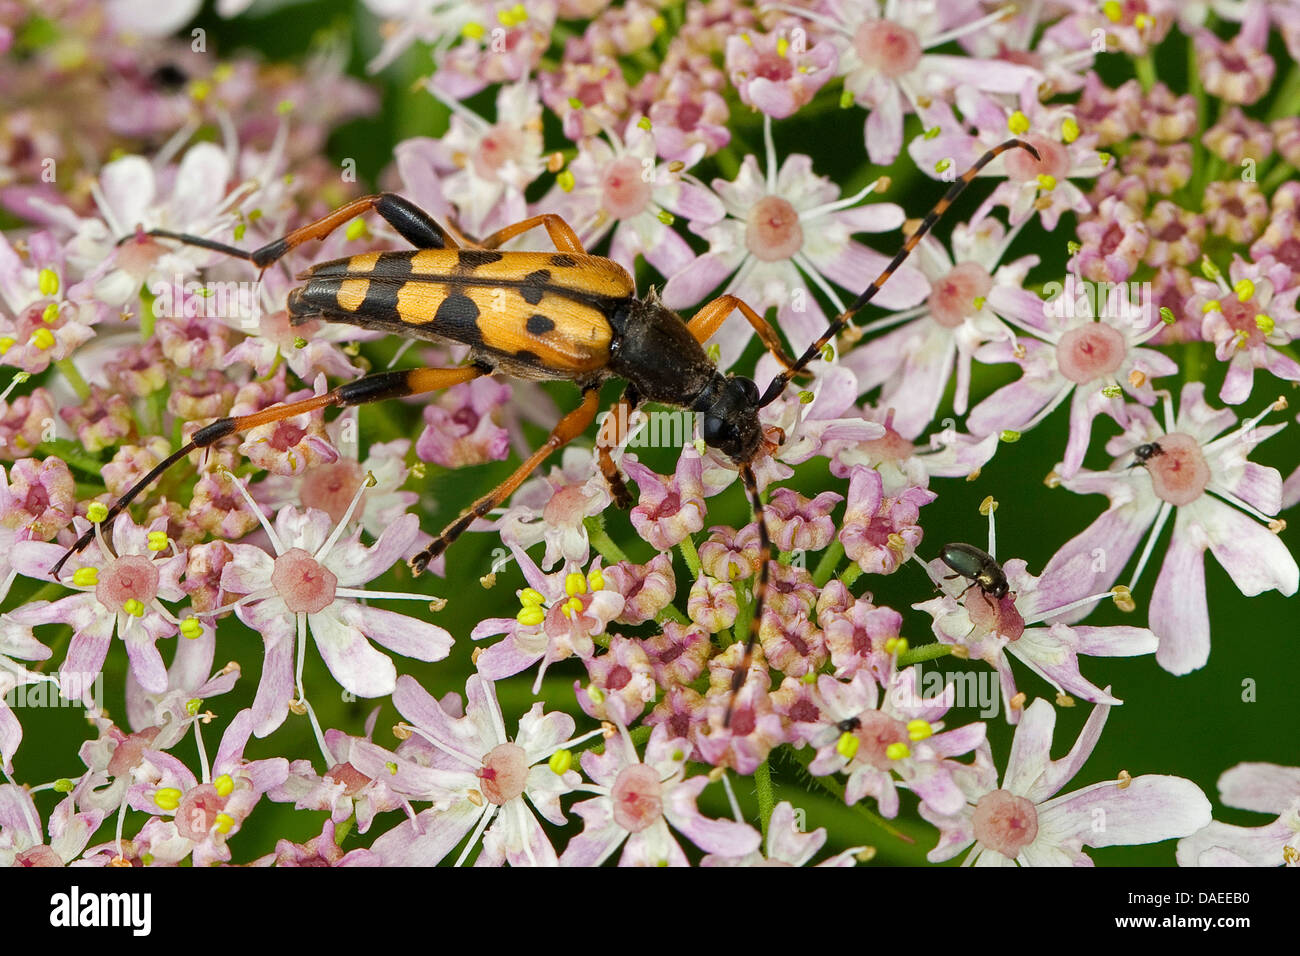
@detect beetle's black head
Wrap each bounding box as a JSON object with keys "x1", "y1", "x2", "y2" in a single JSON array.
[{"x1": 695, "y1": 373, "x2": 764, "y2": 463}]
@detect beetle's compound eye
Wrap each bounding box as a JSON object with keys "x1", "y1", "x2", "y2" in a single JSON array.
[
  {"x1": 736, "y1": 376, "x2": 760, "y2": 405},
  {"x1": 702, "y1": 414, "x2": 738, "y2": 447}
]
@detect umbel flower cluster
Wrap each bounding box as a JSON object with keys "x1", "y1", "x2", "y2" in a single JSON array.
[{"x1": 0, "y1": 0, "x2": 1296, "y2": 868}]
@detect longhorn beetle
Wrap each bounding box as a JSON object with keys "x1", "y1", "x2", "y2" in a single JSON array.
[{"x1": 52, "y1": 138, "x2": 1038, "y2": 725}]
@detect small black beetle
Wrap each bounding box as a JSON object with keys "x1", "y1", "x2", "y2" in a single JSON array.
[{"x1": 939, "y1": 543, "x2": 1009, "y2": 601}]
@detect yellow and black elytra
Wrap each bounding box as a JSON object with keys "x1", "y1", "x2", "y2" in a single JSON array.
[{"x1": 53, "y1": 138, "x2": 1038, "y2": 726}]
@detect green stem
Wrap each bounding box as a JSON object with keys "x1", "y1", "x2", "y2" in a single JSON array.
[
  {"x1": 54, "y1": 358, "x2": 90, "y2": 402},
  {"x1": 1260, "y1": 160, "x2": 1296, "y2": 193},
  {"x1": 1134, "y1": 54, "x2": 1156, "y2": 93},
  {"x1": 779, "y1": 746, "x2": 915, "y2": 844},
  {"x1": 754, "y1": 759, "x2": 774, "y2": 842},
  {"x1": 897, "y1": 642, "x2": 954, "y2": 666},
  {"x1": 812, "y1": 540, "x2": 844, "y2": 587},
  {"x1": 839, "y1": 562, "x2": 863, "y2": 589},
  {"x1": 677, "y1": 533, "x2": 702, "y2": 579},
  {"x1": 334, "y1": 817, "x2": 354, "y2": 845},
  {"x1": 585, "y1": 516, "x2": 630, "y2": 565}
]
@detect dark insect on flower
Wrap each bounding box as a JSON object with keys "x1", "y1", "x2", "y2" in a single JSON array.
[
  {"x1": 939, "y1": 542, "x2": 1010, "y2": 603},
  {"x1": 52, "y1": 140, "x2": 1039, "y2": 726},
  {"x1": 1129, "y1": 441, "x2": 1165, "y2": 468}
]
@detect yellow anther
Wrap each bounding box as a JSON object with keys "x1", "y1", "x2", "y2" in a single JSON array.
[
  {"x1": 1102, "y1": 1, "x2": 1122, "y2": 22},
  {"x1": 1201, "y1": 300, "x2": 1221, "y2": 313},
  {"x1": 561, "y1": 596, "x2": 584, "y2": 618},
  {"x1": 1255, "y1": 314, "x2": 1275, "y2": 334},
  {"x1": 123, "y1": 598, "x2": 146, "y2": 617},
  {"x1": 1111, "y1": 585, "x2": 1135, "y2": 612},
  {"x1": 799, "y1": 389, "x2": 814, "y2": 404},
  {"x1": 1101, "y1": 383, "x2": 1122, "y2": 398},
  {"x1": 1000, "y1": 429, "x2": 1022, "y2": 443},
  {"x1": 1061, "y1": 117, "x2": 1080, "y2": 143},
  {"x1": 586, "y1": 684, "x2": 605, "y2": 704},
  {"x1": 180, "y1": 616, "x2": 203, "y2": 639},
  {"x1": 777, "y1": 35, "x2": 789, "y2": 57},
  {"x1": 883, "y1": 636, "x2": 903, "y2": 654},
  {"x1": 836, "y1": 732, "x2": 859, "y2": 760},
  {"x1": 1036, "y1": 173, "x2": 1057, "y2": 191},
  {"x1": 907, "y1": 719, "x2": 933, "y2": 741},
  {"x1": 1234, "y1": 278, "x2": 1255, "y2": 302},
  {"x1": 154, "y1": 787, "x2": 182, "y2": 811},
  {"x1": 516, "y1": 605, "x2": 545, "y2": 627},
  {"x1": 934, "y1": 158, "x2": 952, "y2": 174},
  {"x1": 520, "y1": 587, "x2": 545, "y2": 607},
  {"x1": 587, "y1": 568, "x2": 604, "y2": 591},
  {"x1": 72, "y1": 567, "x2": 99, "y2": 587},
  {"x1": 87, "y1": 502, "x2": 109, "y2": 523},
  {"x1": 30, "y1": 327, "x2": 55, "y2": 350},
  {"x1": 557, "y1": 169, "x2": 575, "y2": 192},
  {"x1": 147, "y1": 531, "x2": 169, "y2": 551},
  {"x1": 1129, "y1": 369, "x2": 1147, "y2": 389},
  {"x1": 565, "y1": 571, "x2": 588, "y2": 596},
  {"x1": 657, "y1": 210, "x2": 675, "y2": 226},
  {"x1": 885, "y1": 742, "x2": 911, "y2": 761},
  {"x1": 1117, "y1": 769, "x2": 1133, "y2": 789},
  {"x1": 0, "y1": 337, "x2": 13, "y2": 355},
  {"x1": 637, "y1": 116, "x2": 652, "y2": 131},
  {"x1": 1007, "y1": 110, "x2": 1030, "y2": 135},
  {"x1": 840, "y1": 88, "x2": 855, "y2": 109},
  {"x1": 40, "y1": 302, "x2": 59, "y2": 324},
  {"x1": 980, "y1": 495, "x2": 998, "y2": 515},
  {"x1": 549, "y1": 749, "x2": 573, "y2": 775},
  {"x1": 461, "y1": 21, "x2": 485, "y2": 39},
  {"x1": 1134, "y1": 12, "x2": 1153, "y2": 30},
  {"x1": 213, "y1": 774, "x2": 234, "y2": 797},
  {"x1": 213, "y1": 812, "x2": 234, "y2": 834},
  {"x1": 186, "y1": 698, "x2": 202, "y2": 716}
]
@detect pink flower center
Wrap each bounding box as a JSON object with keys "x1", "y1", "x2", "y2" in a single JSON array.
[
  {"x1": 676, "y1": 100, "x2": 703, "y2": 131},
  {"x1": 602, "y1": 156, "x2": 654, "y2": 220},
  {"x1": 479, "y1": 742, "x2": 530, "y2": 806},
  {"x1": 853, "y1": 19, "x2": 922, "y2": 77},
  {"x1": 860, "y1": 424, "x2": 917, "y2": 461},
  {"x1": 972, "y1": 789, "x2": 1039, "y2": 858},
  {"x1": 106, "y1": 727, "x2": 162, "y2": 778},
  {"x1": 1219, "y1": 294, "x2": 1265, "y2": 349},
  {"x1": 268, "y1": 421, "x2": 307, "y2": 451},
  {"x1": 610, "y1": 763, "x2": 663, "y2": 832},
  {"x1": 1145, "y1": 432, "x2": 1209, "y2": 506},
  {"x1": 474, "y1": 124, "x2": 525, "y2": 180},
  {"x1": 1056, "y1": 323, "x2": 1126, "y2": 383},
  {"x1": 96, "y1": 554, "x2": 160, "y2": 613},
  {"x1": 745, "y1": 195, "x2": 803, "y2": 262},
  {"x1": 300, "y1": 460, "x2": 364, "y2": 525},
  {"x1": 851, "y1": 710, "x2": 909, "y2": 769},
  {"x1": 325, "y1": 762, "x2": 372, "y2": 796},
  {"x1": 966, "y1": 590, "x2": 1025, "y2": 641},
  {"x1": 928, "y1": 261, "x2": 994, "y2": 328},
  {"x1": 1004, "y1": 135, "x2": 1070, "y2": 183},
  {"x1": 543, "y1": 484, "x2": 589, "y2": 527},
  {"x1": 605, "y1": 664, "x2": 633, "y2": 691},
  {"x1": 23, "y1": 483, "x2": 50, "y2": 516},
  {"x1": 753, "y1": 50, "x2": 794, "y2": 83},
  {"x1": 176, "y1": 783, "x2": 229, "y2": 841},
  {"x1": 271, "y1": 548, "x2": 338, "y2": 614}
]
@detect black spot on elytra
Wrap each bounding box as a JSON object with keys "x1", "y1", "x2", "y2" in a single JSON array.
[
  {"x1": 370, "y1": 252, "x2": 414, "y2": 280},
  {"x1": 361, "y1": 280, "x2": 400, "y2": 323},
  {"x1": 550, "y1": 254, "x2": 577, "y2": 268},
  {"x1": 434, "y1": 292, "x2": 483, "y2": 345},
  {"x1": 458, "y1": 249, "x2": 505, "y2": 270},
  {"x1": 521, "y1": 269, "x2": 551, "y2": 305},
  {"x1": 526, "y1": 313, "x2": 556, "y2": 336}
]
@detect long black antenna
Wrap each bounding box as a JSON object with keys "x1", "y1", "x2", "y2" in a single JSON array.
[{"x1": 759, "y1": 138, "x2": 1039, "y2": 407}]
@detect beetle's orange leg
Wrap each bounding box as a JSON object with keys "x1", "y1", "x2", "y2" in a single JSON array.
[
  {"x1": 52, "y1": 365, "x2": 484, "y2": 577},
  {"x1": 410, "y1": 387, "x2": 602, "y2": 573},
  {"x1": 595, "y1": 390, "x2": 636, "y2": 509},
  {"x1": 473, "y1": 214, "x2": 587, "y2": 255},
  {"x1": 123, "y1": 193, "x2": 460, "y2": 270},
  {"x1": 686, "y1": 295, "x2": 800, "y2": 373}
]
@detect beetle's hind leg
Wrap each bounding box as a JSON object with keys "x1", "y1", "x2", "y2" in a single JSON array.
[
  {"x1": 123, "y1": 192, "x2": 461, "y2": 270},
  {"x1": 410, "y1": 387, "x2": 603, "y2": 574},
  {"x1": 51, "y1": 365, "x2": 484, "y2": 578}
]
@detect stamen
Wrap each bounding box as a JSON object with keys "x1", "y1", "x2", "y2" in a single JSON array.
[
  {"x1": 1126, "y1": 500, "x2": 1174, "y2": 592},
  {"x1": 925, "y1": 4, "x2": 1017, "y2": 48},
  {"x1": 219, "y1": 466, "x2": 283, "y2": 553}
]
